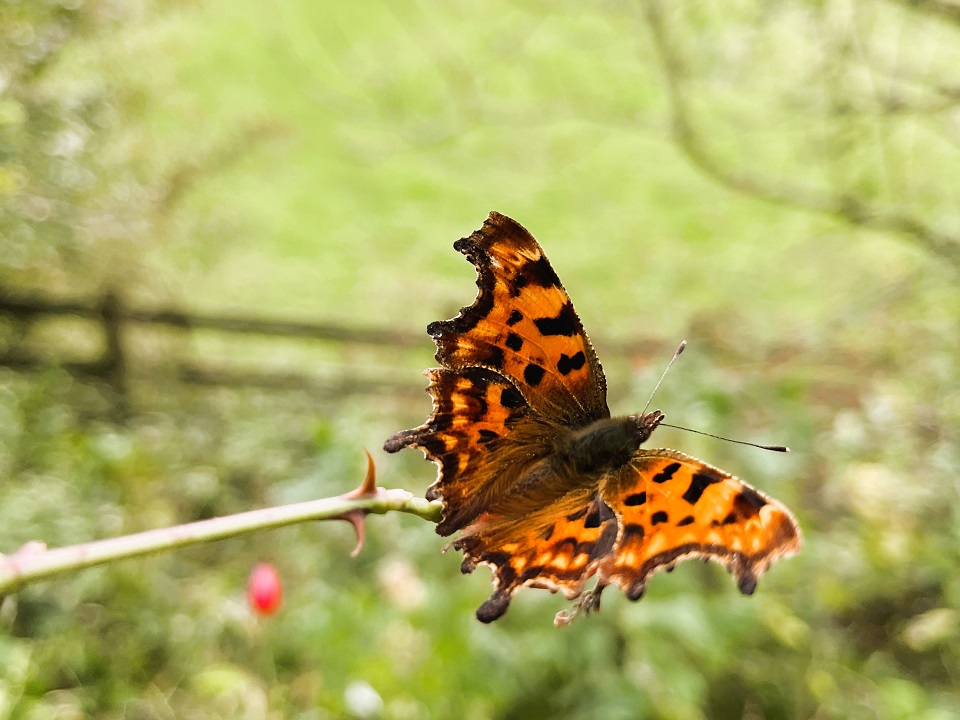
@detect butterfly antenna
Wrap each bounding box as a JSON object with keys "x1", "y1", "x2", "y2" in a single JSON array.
[
  {"x1": 660, "y1": 423, "x2": 789, "y2": 453},
  {"x1": 640, "y1": 340, "x2": 686, "y2": 416}
]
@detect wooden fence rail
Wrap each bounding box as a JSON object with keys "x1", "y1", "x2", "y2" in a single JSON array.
[
  {"x1": 0, "y1": 290, "x2": 664, "y2": 415},
  {"x1": 0, "y1": 292, "x2": 425, "y2": 347},
  {"x1": 0, "y1": 291, "x2": 439, "y2": 413}
]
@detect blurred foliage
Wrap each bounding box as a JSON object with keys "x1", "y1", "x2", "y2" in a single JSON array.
[{"x1": 1, "y1": 0, "x2": 960, "y2": 718}]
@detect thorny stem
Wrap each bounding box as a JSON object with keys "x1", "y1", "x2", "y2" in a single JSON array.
[{"x1": 0, "y1": 452, "x2": 442, "y2": 596}]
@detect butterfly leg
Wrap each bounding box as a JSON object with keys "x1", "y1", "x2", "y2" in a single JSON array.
[{"x1": 553, "y1": 581, "x2": 608, "y2": 627}]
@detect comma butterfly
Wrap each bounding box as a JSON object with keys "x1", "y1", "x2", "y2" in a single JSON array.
[{"x1": 385, "y1": 212, "x2": 801, "y2": 625}]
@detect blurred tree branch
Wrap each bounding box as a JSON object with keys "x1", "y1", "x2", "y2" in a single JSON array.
[
  {"x1": 157, "y1": 120, "x2": 291, "y2": 214},
  {"x1": 899, "y1": 0, "x2": 960, "y2": 25},
  {"x1": 0, "y1": 454, "x2": 441, "y2": 596},
  {"x1": 643, "y1": 0, "x2": 960, "y2": 270}
]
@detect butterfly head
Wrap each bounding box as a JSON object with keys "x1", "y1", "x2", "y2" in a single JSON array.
[{"x1": 628, "y1": 409, "x2": 664, "y2": 446}]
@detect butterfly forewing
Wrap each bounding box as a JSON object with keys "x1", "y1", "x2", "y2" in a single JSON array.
[{"x1": 428, "y1": 212, "x2": 609, "y2": 427}]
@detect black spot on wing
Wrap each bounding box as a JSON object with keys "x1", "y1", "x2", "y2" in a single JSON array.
[
  {"x1": 505, "y1": 332, "x2": 523, "y2": 351},
  {"x1": 583, "y1": 499, "x2": 615, "y2": 529},
  {"x1": 500, "y1": 386, "x2": 526, "y2": 410},
  {"x1": 677, "y1": 515, "x2": 695, "y2": 527},
  {"x1": 554, "y1": 537, "x2": 579, "y2": 556},
  {"x1": 508, "y1": 273, "x2": 528, "y2": 298},
  {"x1": 484, "y1": 345, "x2": 505, "y2": 369},
  {"x1": 527, "y1": 254, "x2": 560, "y2": 287},
  {"x1": 518, "y1": 564, "x2": 546, "y2": 583},
  {"x1": 470, "y1": 393, "x2": 488, "y2": 419},
  {"x1": 523, "y1": 363, "x2": 546, "y2": 386},
  {"x1": 478, "y1": 429, "x2": 499, "y2": 443},
  {"x1": 584, "y1": 508, "x2": 602, "y2": 529},
  {"x1": 557, "y1": 351, "x2": 586, "y2": 375},
  {"x1": 533, "y1": 304, "x2": 578, "y2": 337},
  {"x1": 651, "y1": 511, "x2": 669, "y2": 526},
  {"x1": 416, "y1": 435, "x2": 447, "y2": 461},
  {"x1": 624, "y1": 492, "x2": 647, "y2": 507},
  {"x1": 652, "y1": 462, "x2": 681, "y2": 484},
  {"x1": 735, "y1": 487, "x2": 768, "y2": 513},
  {"x1": 507, "y1": 309, "x2": 523, "y2": 326},
  {"x1": 682, "y1": 471, "x2": 722, "y2": 505},
  {"x1": 622, "y1": 523, "x2": 645, "y2": 544}
]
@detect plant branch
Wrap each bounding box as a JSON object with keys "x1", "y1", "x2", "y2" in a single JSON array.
[
  {"x1": 898, "y1": 0, "x2": 960, "y2": 26},
  {"x1": 0, "y1": 453, "x2": 441, "y2": 596},
  {"x1": 642, "y1": 0, "x2": 960, "y2": 270}
]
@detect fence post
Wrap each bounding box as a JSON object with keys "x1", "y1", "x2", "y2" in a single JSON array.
[{"x1": 99, "y1": 290, "x2": 129, "y2": 419}]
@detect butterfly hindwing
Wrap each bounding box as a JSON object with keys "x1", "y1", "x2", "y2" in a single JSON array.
[
  {"x1": 455, "y1": 488, "x2": 618, "y2": 622},
  {"x1": 428, "y1": 211, "x2": 609, "y2": 427},
  {"x1": 599, "y1": 450, "x2": 802, "y2": 601}
]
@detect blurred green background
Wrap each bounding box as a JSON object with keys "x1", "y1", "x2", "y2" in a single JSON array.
[{"x1": 2, "y1": 1, "x2": 959, "y2": 718}]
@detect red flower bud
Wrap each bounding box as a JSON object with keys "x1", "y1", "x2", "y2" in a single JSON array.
[{"x1": 247, "y1": 562, "x2": 283, "y2": 615}]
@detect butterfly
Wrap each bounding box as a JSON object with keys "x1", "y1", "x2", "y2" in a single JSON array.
[{"x1": 384, "y1": 212, "x2": 801, "y2": 625}]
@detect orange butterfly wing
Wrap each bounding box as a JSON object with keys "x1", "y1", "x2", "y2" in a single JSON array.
[
  {"x1": 455, "y1": 487, "x2": 618, "y2": 622},
  {"x1": 387, "y1": 211, "x2": 609, "y2": 534},
  {"x1": 427, "y1": 211, "x2": 608, "y2": 427},
  {"x1": 599, "y1": 450, "x2": 802, "y2": 602},
  {"x1": 386, "y1": 365, "x2": 619, "y2": 621},
  {"x1": 384, "y1": 365, "x2": 535, "y2": 535}
]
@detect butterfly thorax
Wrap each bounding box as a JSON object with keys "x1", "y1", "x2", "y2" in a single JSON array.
[{"x1": 554, "y1": 410, "x2": 664, "y2": 475}]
